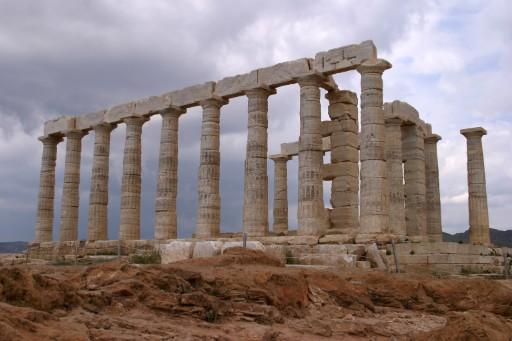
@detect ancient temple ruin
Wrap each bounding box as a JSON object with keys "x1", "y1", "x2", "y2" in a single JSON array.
[{"x1": 30, "y1": 41, "x2": 508, "y2": 273}]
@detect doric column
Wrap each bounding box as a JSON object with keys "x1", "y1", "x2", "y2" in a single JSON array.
[
  {"x1": 385, "y1": 118, "x2": 406, "y2": 236},
  {"x1": 424, "y1": 133, "x2": 443, "y2": 241},
  {"x1": 243, "y1": 87, "x2": 275, "y2": 237},
  {"x1": 87, "y1": 123, "x2": 115, "y2": 241},
  {"x1": 297, "y1": 75, "x2": 326, "y2": 235},
  {"x1": 357, "y1": 59, "x2": 392, "y2": 235},
  {"x1": 461, "y1": 127, "x2": 490, "y2": 245},
  {"x1": 196, "y1": 98, "x2": 227, "y2": 238},
  {"x1": 35, "y1": 135, "x2": 62, "y2": 242},
  {"x1": 119, "y1": 116, "x2": 147, "y2": 241},
  {"x1": 402, "y1": 124, "x2": 427, "y2": 238},
  {"x1": 326, "y1": 90, "x2": 359, "y2": 234},
  {"x1": 60, "y1": 130, "x2": 88, "y2": 241},
  {"x1": 270, "y1": 155, "x2": 290, "y2": 234},
  {"x1": 154, "y1": 107, "x2": 185, "y2": 240}
]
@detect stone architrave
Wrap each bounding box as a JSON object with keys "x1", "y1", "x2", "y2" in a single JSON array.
[
  {"x1": 119, "y1": 116, "x2": 147, "y2": 240},
  {"x1": 243, "y1": 87, "x2": 275, "y2": 237},
  {"x1": 424, "y1": 133, "x2": 443, "y2": 241},
  {"x1": 35, "y1": 135, "x2": 62, "y2": 242},
  {"x1": 297, "y1": 75, "x2": 327, "y2": 235},
  {"x1": 195, "y1": 98, "x2": 227, "y2": 238},
  {"x1": 461, "y1": 127, "x2": 491, "y2": 245},
  {"x1": 326, "y1": 90, "x2": 359, "y2": 234},
  {"x1": 402, "y1": 124, "x2": 427, "y2": 238},
  {"x1": 270, "y1": 155, "x2": 290, "y2": 234},
  {"x1": 87, "y1": 123, "x2": 115, "y2": 241},
  {"x1": 154, "y1": 107, "x2": 185, "y2": 240},
  {"x1": 60, "y1": 130, "x2": 88, "y2": 241},
  {"x1": 357, "y1": 59, "x2": 392, "y2": 235},
  {"x1": 385, "y1": 117, "x2": 406, "y2": 236}
]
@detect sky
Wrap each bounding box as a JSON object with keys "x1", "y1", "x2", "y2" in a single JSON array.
[{"x1": 0, "y1": 0, "x2": 511, "y2": 242}]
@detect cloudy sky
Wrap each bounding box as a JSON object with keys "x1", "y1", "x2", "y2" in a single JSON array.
[{"x1": 0, "y1": 0, "x2": 511, "y2": 242}]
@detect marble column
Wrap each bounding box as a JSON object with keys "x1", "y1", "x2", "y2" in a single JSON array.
[
  {"x1": 87, "y1": 123, "x2": 115, "y2": 241},
  {"x1": 326, "y1": 90, "x2": 359, "y2": 234},
  {"x1": 196, "y1": 98, "x2": 226, "y2": 238},
  {"x1": 35, "y1": 135, "x2": 62, "y2": 242},
  {"x1": 357, "y1": 59, "x2": 392, "y2": 235},
  {"x1": 119, "y1": 116, "x2": 147, "y2": 241},
  {"x1": 155, "y1": 107, "x2": 184, "y2": 240},
  {"x1": 60, "y1": 130, "x2": 88, "y2": 241},
  {"x1": 402, "y1": 124, "x2": 427, "y2": 238},
  {"x1": 243, "y1": 87, "x2": 274, "y2": 237},
  {"x1": 270, "y1": 155, "x2": 290, "y2": 234},
  {"x1": 297, "y1": 75, "x2": 326, "y2": 235},
  {"x1": 385, "y1": 118, "x2": 406, "y2": 236},
  {"x1": 424, "y1": 133, "x2": 443, "y2": 242},
  {"x1": 461, "y1": 127, "x2": 491, "y2": 245}
]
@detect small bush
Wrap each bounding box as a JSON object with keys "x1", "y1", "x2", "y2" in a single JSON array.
[
  {"x1": 285, "y1": 249, "x2": 299, "y2": 265},
  {"x1": 409, "y1": 250, "x2": 415, "y2": 255},
  {"x1": 129, "y1": 251, "x2": 161, "y2": 264}
]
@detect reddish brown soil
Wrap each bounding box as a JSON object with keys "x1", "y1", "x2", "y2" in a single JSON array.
[{"x1": 1, "y1": 248, "x2": 511, "y2": 340}]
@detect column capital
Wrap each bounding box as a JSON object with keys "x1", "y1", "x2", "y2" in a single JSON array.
[
  {"x1": 122, "y1": 115, "x2": 149, "y2": 125},
  {"x1": 93, "y1": 122, "x2": 116, "y2": 132},
  {"x1": 296, "y1": 73, "x2": 330, "y2": 87},
  {"x1": 65, "y1": 129, "x2": 88, "y2": 139},
  {"x1": 244, "y1": 86, "x2": 276, "y2": 98},
  {"x1": 269, "y1": 154, "x2": 291, "y2": 162},
  {"x1": 385, "y1": 117, "x2": 403, "y2": 126},
  {"x1": 461, "y1": 127, "x2": 487, "y2": 138},
  {"x1": 160, "y1": 106, "x2": 186, "y2": 117},
  {"x1": 38, "y1": 135, "x2": 63, "y2": 145},
  {"x1": 325, "y1": 89, "x2": 358, "y2": 105},
  {"x1": 357, "y1": 59, "x2": 392, "y2": 75},
  {"x1": 199, "y1": 96, "x2": 228, "y2": 108},
  {"x1": 425, "y1": 134, "x2": 442, "y2": 144}
]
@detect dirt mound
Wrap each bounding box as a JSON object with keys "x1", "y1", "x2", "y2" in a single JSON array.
[{"x1": 1, "y1": 249, "x2": 511, "y2": 340}]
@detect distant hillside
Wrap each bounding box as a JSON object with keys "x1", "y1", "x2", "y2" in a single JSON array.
[
  {"x1": 0, "y1": 241, "x2": 28, "y2": 253},
  {"x1": 443, "y1": 228, "x2": 512, "y2": 247}
]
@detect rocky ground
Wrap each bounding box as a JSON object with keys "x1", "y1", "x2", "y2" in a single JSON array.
[{"x1": 1, "y1": 248, "x2": 512, "y2": 340}]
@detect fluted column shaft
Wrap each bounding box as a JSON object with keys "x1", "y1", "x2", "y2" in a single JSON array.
[
  {"x1": 402, "y1": 124, "x2": 427, "y2": 238},
  {"x1": 357, "y1": 60, "x2": 392, "y2": 234},
  {"x1": 87, "y1": 123, "x2": 114, "y2": 241},
  {"x1": 35, "y1": 135, "x2": 62, "y2": 242},
  {"x1": 155, "y1": 107, "x2": 184, "y2": 240},
  {"x1": 119, "y1": 117, "x2": 146, "y2": 240},
  {"x1": 385, "y1": 118, "x2": 406, "y2": 236},
  {"x1": 424, "y1": 134, "x2": 442, "y2": 241},
  {"x1": 326, "y1": 90, "x2": 359, "y2": 234},
  {"x1": 196, "y1": 98, "x2": 225, "y2": 238},
  {"x1": 60, "y1": 130, "x2": 87, "y2": 241},
  {"x1": 461, "y1": 127, "x2": 490, "y2": 245},
  {"x1": 243, "y1": 88, "x2": 274, "y2": 236},
  {"x1": 271, "y1": 155, "x2": 289, "y2": 234},
  {"x1": 297, "y1": 75, "x2": 326, "y2": 235}
]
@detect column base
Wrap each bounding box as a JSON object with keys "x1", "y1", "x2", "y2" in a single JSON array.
[{"x1": 355, "y1": 233, "x2": 407, "y2": 244}]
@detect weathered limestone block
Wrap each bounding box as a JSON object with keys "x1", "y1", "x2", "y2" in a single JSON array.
[
  {"x1": 104, "y1": 102, "x2": 137, "y2": 123},
  {"x1": 424, "y1": 134, "x2": 443, "y2": 242},
  {"x1": 214, "y1": 71, "x2": 258, "y2": 98},
  {"x1": 133, "y1": 95, "x2": 171, "y2": 116},
  {"x1": 365, "y1": 243, "x2": 387, "y2": 269},
  {"x1": 192, "y1": 241, "x2": 223, "y2": 258},
  {"x1": 43, "y1": 116, "x2": 76, "y2": 137},
  {"x1": 280, "y1": 136, "x2": 331, "y2": 157},
  {"x1": 314, "y1": 40, "x2": 377, "y2": 74},
  {"x1": 357, "y1": 60, "x2": 391, "y2": 235},
  {"x1": 254, "y1": 235, "x2": 319, "y2": 245},
  {"x1": 270, "y1": 155, "x2": 290, "y2": 234},
  {"x1": 160, "y1": 241, "x2": 194, "y2": 264},
  {"x1": 384, "y1": 100, "x2": 420, "y2": 124},
  {"x1": 35, "y1": 135, "x2": 62, "y2": 242},
  {"x1": 76, "y1": 110, "x2": 106, "y2": 131},
  {"x1": 167, "y1": 82, "x2": 215, "y2": 108},
  {"x1": 259, "y1": 58, "x2": 312, "y2": 87},
  {"x1": 461, "y1": 127, "x2": 491, "y2": 245},
  {"x1": 318, "y1": 234, "x2": 356, "y2": 244},
  {"x1": 87, "y1": 123, "x2": 115, "y2": 241},
  {"x1": 60, "y1": 130, "x2": 88, "y2": 241},
  {"x1": 221, "y1": 241, "x2": 265, "y2": 253},
  {"x1": 119, "y1": 116, "x2": 148, "y2": 240},
  {"x1": 155, "y1": 107, "x2": 185, "y2": 240},
  {"x1": 243, "y1": 87, "x2": 275, "y2": 237}
]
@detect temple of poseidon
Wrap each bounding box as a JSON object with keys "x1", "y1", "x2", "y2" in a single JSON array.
[{"x1": 28, "y1": 40, "x2": 510, "y2": 274}]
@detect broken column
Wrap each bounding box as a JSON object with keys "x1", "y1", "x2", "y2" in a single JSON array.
[
  {"x1": 119, "y1": 116, "x2": 147, "y2": 240},
  {"x1": 326, "y1": 90, "x2": 359, "y2": 234},
  {"x1": 243, "y1": 87, "x2": 275, "y2": 237},
  {"x1": 87, "y1": 123, "x2": 115, "y2": 241},
  {"x1": 270, "y1": 154, "x2": 290, "y2": 234},
  {"x1": 35, "y1": 135, "x2": 62, "y2": 242},
  {"x1": 297, "y1": 75, "x2": 327, "y2": 235},
  {"x1": 60, "y1": 130, "x2": 88, "y2": 241},
  {"x1": 196, "y1": 98, "x2": 227, "y2": 238},
  {"x1": 402, "y1": 124, "x2": 427, "y2": 239},
  {"x1": 424, "y1": 132, "x2": 443, "y2": 242},
  {"x1": 461, "y1": 127, "x2": 491, "y2": 245},
  {"x1": 154, "y1": 107, "x2": 185, "y2": 240},
  {"x1": 357, "y1": 59, "x2": 392, "y2": 235},
  {"x1": 385, "y1": 117, "x2": 406, "y2": 236}
]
